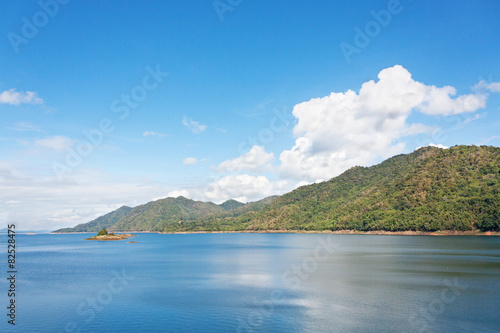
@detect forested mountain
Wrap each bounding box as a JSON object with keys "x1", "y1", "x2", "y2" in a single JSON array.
[
  {"x1": 53, "y1": 145, "x2": 500, "y2": 233},
  {"x1": 53, "y1": 196, "x2": 277, "y2": 233},
  {"x1": 109, "y1": 196, "x2": 226, "y2": 231},
  {"x1": 160, "y1": 196, "x2": 278, "y2": 232},
  {"x1": 55, "y1": 206, "x2": 132, "y2": 233},
  {"x1": 219, "y1": 199, "x2": 245, "y2": 210},
  {"x1": 244, "y1": 145, "x2": 499, "y2": 232}
]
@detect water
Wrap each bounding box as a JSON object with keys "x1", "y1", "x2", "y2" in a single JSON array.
[{"x1": 1, "y1": 233, "x2": 499, "y2": 332}]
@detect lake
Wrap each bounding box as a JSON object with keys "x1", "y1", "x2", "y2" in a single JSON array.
[{"x1": 1, "y1": 233, "x2": 499, "y2": 332}]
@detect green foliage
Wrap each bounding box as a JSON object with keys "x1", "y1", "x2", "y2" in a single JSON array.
[
  {"x1": 245, "y1": 145, "x2": 500, "y2": 232},
  {"x1": 97, "y1": 229, "x2": 108, "y2": 236},
  {"x1": 219, "y1": 199, "x2": 245, "y2": 210}
]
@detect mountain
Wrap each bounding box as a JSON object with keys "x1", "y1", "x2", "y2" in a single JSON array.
[
  {"x1": 109, "y1": 196, "x2": 226, "y2": 232},
  {"x1": 242, "y1": 145, "x2": 499, "y2": 232},
  {"x1": 219, "y1": 199, "x2": 245, "y2": 211},
  {"x1": 0, "y1": 228, "x2": 51, "y2": 233},
  {"x1": 54, "y1": 196, "x2": 278, "y2": 233},
  {"x1": 229, "y1": 196, "x2": 278, "y2": 215},
  {"x1": 159, "y1": 196, "x2": 279, "y2": 232},
  {"x1": 54, "y1": 206, "x2": 132, "y2": 233},
  {"x1": 109, "y1": 196, "x2": 279, "y2": 232},
  {"x1": 53, "y1": 145, "x2": 499, "y2": 233}
]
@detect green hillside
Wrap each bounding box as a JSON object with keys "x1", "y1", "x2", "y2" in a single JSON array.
[
  {"x1": 110, "y1": 196, "x2": 278, "y2": 232},
  {"x1": 160, "y1": 196, "x2": 278, "y2": 232},
  {"x1": 54, "y1": 205, "x2": 132, "y2": 233},
  {"x1": 243, "y1": 145, "x2": 499, "y2": 232},
  {"x1": 109, "y1": 196, "x2": 226, "y2": 232},
  {"x1": 219, "y1": 199, "x2": 245, "y2": 210}
]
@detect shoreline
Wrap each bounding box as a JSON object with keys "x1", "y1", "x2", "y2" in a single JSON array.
[
  {"x1": 84, "y1": 233, "x2": 137, "y2": 241},
  {"x1": 52, "y1": 230, "x2": 500, "y2": 236},
  {"x1": 51, "y1": 231, "x2": 157, "y2": 234},
  {"x1": 161, "y1": 230, "x2": 500, "y2": 236}
]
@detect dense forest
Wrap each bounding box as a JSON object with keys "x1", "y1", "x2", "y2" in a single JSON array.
[{"x1": 54, "y1": 145, "x2": 500, "y2": 233}]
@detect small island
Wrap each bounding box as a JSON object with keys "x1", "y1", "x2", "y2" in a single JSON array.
[{"x1": 85, "y1": 229, "x2": 136, "y2": 241}]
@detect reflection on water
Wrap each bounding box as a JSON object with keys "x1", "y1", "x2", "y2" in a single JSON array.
[{"x1": 0, "y1": 233, "x2": 498, "y2": 332}]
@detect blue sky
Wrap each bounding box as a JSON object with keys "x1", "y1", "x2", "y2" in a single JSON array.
[{"x1": 1, "y1": 0, "x2": 499, "y2": 230}]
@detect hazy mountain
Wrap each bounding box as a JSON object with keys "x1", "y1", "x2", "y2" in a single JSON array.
[{"x1": 0, "y1": 228, "x2": 51, "y2": 233}]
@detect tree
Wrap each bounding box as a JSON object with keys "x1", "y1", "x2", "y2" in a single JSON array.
[{"x1": 97, "y1": 229, "x2": 108, "y2": 236}]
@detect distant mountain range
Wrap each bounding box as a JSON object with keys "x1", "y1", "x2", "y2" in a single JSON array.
[
  {"x1": 54, "y1": 196, "x2": 277, "y2": 233},
  {"x1": 54, "y1": 145, "x2": 500, "y2": 233},
  {"x1": 0, "y1": 228, "x2": 51, "y2": 233}
]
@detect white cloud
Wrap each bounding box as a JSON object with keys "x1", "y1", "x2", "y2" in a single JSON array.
[
  {"x1": 473, "y1": 80, "x2": 500, "y2": 93},
  {"x1": 167, "y1": 189, "x2": 191, "y2": 198},
  {"x1": 403, "y1": 123, "x2": 439, "y2": 136},
  {"x1": 143, "y1": 131, "x2": 167, "y2": 137},
  {"x1": 0, "y1": 162, "x2": 180, "y2": 230},
  {"x1": 204, "y1": 174, "x2": 288, "y2": 203},
  {"x1": 183, "y1": 157, "x2": 198, "y2": 165},
  {"x1": 418, "y1": 85, "x2": 486, "y2": 115},
  {"x1": 217, "y1": 145, "x2": 275, "y2": 173},
  {"x1": 279, "y1": 65, "x2": 490, "y2": 182},
  {"x1": 428, "y1": 143, "x2": 449, "y2": 149},
  {"x1": 0, "y1": 89, "x2": 43, "y2": 105},
  {"x1": 486, "y1": 82, "x2": 500, "y2": 92},
  {"x1": 182, "y1": 117, "x2": 207, "y2": 134},
  {"x1": 33, "y1": 136, "x2": 75, "y2": 152},
  {"x1": 416, "y1": 143, "x2": 449, "y2": 150},
  {"x1": 463, "y1": 112, "x2": 486, "y2": 124}
]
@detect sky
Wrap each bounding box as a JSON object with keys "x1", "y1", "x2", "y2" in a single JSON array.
[{"x1": 1, "y1": 0, "x2": 499, "y2": 230}]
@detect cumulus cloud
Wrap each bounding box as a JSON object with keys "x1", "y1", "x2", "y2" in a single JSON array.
[
  {"x1": 0, "y1": 89, "x2": 43, "y2": 105},
  {"x1": 217, "y1": 145, "x2": 275, "y2": 173},
  {"x1": 33, "y1": 136, "x2": 75, "y2": 152},
  {"x1": 279, "y1": 65, "x2": 490, "y2": 182},
  {"x1": 182, "y1": 117, "x2": 207, "y2": 134},
  {"x1": 204, "y1": 174, "x2": 288, "y2": 203},
  {"x1": 167, "y1": 189, "x2": 191, "y2": 198},
  {"x1": 143, "y1": 131, "x2": 167, "y2": 137},
  {"x1": 183, "y1": 157, "x2": 198, "y2": 165},
  {"x1": 428, "y1": 143, "x2": 449, "y2": 149},
  {"x1": 416, "y1": 143, "x2": 449, "y2": 150}
]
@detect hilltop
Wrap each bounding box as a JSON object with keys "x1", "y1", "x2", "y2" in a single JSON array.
[{"x1": 244, "y1": 145, "x2": 499, "y2": 232}]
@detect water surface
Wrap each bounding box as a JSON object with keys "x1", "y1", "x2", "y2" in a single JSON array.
[{"x1": 1, "y1": 233, "x2": 498, "y2": 332}]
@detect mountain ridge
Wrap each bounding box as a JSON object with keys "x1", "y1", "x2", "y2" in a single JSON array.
[{"x1": 53, "y1": 145, "x2": 500, "y2": 233}]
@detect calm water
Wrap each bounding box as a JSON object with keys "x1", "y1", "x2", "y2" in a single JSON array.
[{"x1": 0, "y1": 233, "x2": 499, "y2": 332}]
